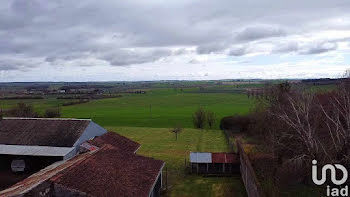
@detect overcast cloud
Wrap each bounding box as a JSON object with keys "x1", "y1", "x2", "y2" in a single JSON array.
[{"x1": 0, "y1": 0, "x2": 350, "y2": 81}]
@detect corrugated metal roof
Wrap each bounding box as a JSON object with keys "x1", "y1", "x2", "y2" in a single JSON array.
[
  {"x1": 0, "y1": 144, "x2": 75, "y2": 157},
  {"x1": 190, "y1": 152, "x2": 239, "y2": 164},
  {"x1": 212, "y1": 153, "x2": 238, "y2": 163},
  {"x1": 190, "y1": 152, "x2": 212, "y2": 163}
]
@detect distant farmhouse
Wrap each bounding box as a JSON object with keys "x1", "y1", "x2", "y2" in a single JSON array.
[{"x1": 0, "y1": 118, "x2": 164, "y2": 197}]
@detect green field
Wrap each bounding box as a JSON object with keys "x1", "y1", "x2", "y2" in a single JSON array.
[
  {"x1": 61, "y1": 89, "x2": 254, "y2": 129},
  {"x1": 0, "y1": 86, "x2": 253, "y2": 196},
  {"x1": 109, "y1": 127, "x2": 247, "y2": 197}
]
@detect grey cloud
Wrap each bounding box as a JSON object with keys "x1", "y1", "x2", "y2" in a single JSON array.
[
  {"x1": 0, "y1": 0, "x2": 349, "y2": 76},
  {"x1": 299, "y1": 42, "x2": 338, "y2": 55},
  {"x1": 273, "y1": 42, "x2": 299, "y2": 53},
  {"x1": 100, "y1": 49, "x2": 172, "y2": 66},
  {"x1": 234, "y1": 25, "x2": 286, "y2": 42},
  {"x1": 272, "y1": 41, "x2": 338, "y2": 55},
  {"x1": 188, "y1": 58, "x2": 201, "y2": 64},
  {"x1": 196, "y1": 43, "x2": 228, "y2": 54},
  {"x1": 0, "y1": 56, "x2": 42, "y2": 71},
  {"x1": 228, "y1": 46, "x2": 250, "y2": 56}
]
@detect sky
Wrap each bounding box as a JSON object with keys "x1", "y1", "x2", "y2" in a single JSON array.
[{"x1": 0, "y1": 0, "x2": 350, "y2": 82}]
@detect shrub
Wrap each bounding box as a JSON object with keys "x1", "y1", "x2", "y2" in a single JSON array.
[
  {"x1": 206, "y1": 110, "x2": 216, "y2": 129},
  {"x1": 192, "y1": 107, "x2": 206, "y2": 129},
  {"x1": 5, "y1": 103, "x2": 39, "y2": 117},
  {"x1": 62, "y1": 99, "x2": 89, "y2": 106},
  {"x1": 220, "y1": 115, "x2": 252, "y2": 132},
  {"x1": 44, "y1": 108, "x2": 61, "y2": 118}
]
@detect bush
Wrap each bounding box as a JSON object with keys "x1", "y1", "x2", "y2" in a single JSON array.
[
  {"x1": 44, "y1": 108, "x2": 61, "y2": 118},
  {"x1": 5, "y1": 103, "x2": 39, "y2": 117},
  {"x1": 206, "y1": 110, "x2": 216, "y2": 129},
  {"x1": 220, "y1": 115, "x2": 252, "y2": 132},
  {"x1": 62, "y1": 100, "x2": 89, "y2": 106},
  {"x1": 0, "y1": 95, "x2": 44, "y2": 100},
  {"x1": 192, "y1": 107, "x2": 206, "y2": 129}
]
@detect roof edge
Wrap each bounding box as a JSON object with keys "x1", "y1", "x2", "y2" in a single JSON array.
[
  {"x1": 147, "y1": 162, "x2": 165, "y2": 197},
  {"x1": 133, "y1": 144, "x2": 142, "y2": 153},
  {"x1": 2, "y1": 117, "x2": 92, "y2": 121}
]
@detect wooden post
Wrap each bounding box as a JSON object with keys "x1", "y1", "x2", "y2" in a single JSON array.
[
  {"x1": 223, "y1": 163, "x2": 225, "y2": 173},
  {"x1": 197, "y1": 163, "x2": 199, "y2": 174},
  {"x1": 150, "y1": 104, "x2": 152, "y2": 118},
  {"x1": 165, "y1": 167, "x2": 168, "y2": 191},
  {"x1": 206, "y1": 163, "x2": 209, "y2": 173}
]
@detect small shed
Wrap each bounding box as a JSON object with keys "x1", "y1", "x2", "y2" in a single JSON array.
[{"x1": 190, "y1": 152, "x2": 239, "y2": 174}]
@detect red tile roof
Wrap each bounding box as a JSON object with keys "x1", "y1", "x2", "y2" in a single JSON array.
[
  {"x1": 88, "y1": 131, "x2": 140, "y2": 153},
  {"x1": 0, "y1": 118, "x2": 90, "y2": 147},
  {"x1": 51, "y1": 145, "x2": 164, "y2": 197},
  {"x1": 212, "y1": 153, "x2": 239, "y2": 164}
]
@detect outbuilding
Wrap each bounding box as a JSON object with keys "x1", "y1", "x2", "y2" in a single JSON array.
[{"x1": 190, "y1": 152, "x2": 239, "y2": 174}]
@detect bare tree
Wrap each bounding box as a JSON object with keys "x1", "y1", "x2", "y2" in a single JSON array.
[
  {"x1": 320, "y1": 84, "x2": 350, "y2": 164},
  {"x1": 7, "y1": 103, "x2": 39, "y2": 118},
  {"x1": 170, "y1": 124, "x2": 183, "y2": 141},
  {"x1": 192, "y1": 107, "x2": 206, "y2": 129},
  {"x1": 269, "y1": 92, "x2": 329, "y2": 165},
  {"x1": 206, "y1": 110, "x2": 216, "y2": 129}
]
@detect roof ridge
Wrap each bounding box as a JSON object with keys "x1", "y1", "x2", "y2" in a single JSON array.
[{"x1": 2, "y1": 117, "x2": 91, "y2": 121}]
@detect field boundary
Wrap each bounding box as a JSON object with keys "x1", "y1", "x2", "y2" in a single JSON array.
[
  {"x1": 236, "y1": 140, "x2": 265, "y2": 197},
  {"x1": 223, "y1": 130, "x2": 235, "y2": 152}
]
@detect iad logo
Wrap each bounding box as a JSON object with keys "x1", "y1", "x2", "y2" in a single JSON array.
[{"x1": 312, "y1": 160, "x2": 348, "y2": 196}]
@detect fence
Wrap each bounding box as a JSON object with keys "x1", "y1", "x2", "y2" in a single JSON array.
[
  {"x1": 236, "y1": 140, "x2": 265, "y2": 197},
  {"x1": 223, "y1": 130, "x2": 235, "y2": 152}
]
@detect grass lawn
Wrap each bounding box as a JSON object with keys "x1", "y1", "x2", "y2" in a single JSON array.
[
  {"x1": 108, "y1": 127, "x2": 247, "y2": 197},
  {"x1": 62, "y1": 89, "x2": 254, "y2": 129}
]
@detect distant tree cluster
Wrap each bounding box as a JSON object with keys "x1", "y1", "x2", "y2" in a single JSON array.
[
  {"x1": 3, "y1": 103, "x2": 61, "y2": 118},
  {"x1": 192, "y1": 107, "x2": 216, "y2": 129}
]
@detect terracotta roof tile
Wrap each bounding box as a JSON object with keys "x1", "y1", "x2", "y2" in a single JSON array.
[
  {"x1": 88, "y1": 131, "x2": 140, "y2": 153},
  {"x1": 51, "y1": 145, "x2": 164, "y2": 197}
]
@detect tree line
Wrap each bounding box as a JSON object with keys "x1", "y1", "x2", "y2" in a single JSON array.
[{"x1": 0, "y1": 103, "x2": 61, "y2": 118}]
